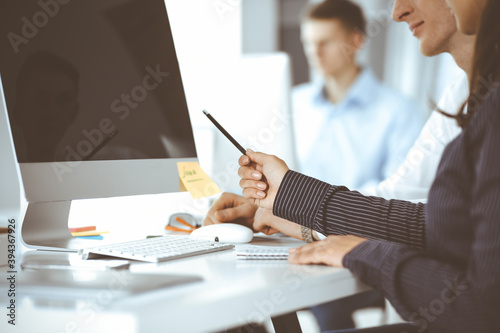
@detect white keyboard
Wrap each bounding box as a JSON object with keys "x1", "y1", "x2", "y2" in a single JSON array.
[{"x1": 80, "y1": 235, "x2": 234, "y2": 263}]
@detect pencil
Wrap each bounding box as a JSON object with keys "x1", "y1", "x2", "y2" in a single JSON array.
[
  {"x1": 176, "y1": 216, "x2": 197, "y2": 229},
  {"x1": 202, "y1": 110, "x2": 246, "y2": 155},
  {"x1": 165, "y1": 225, "x2": 194, "y2": 233}
]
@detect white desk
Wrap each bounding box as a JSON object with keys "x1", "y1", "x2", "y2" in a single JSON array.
[
  {"x1": 1, "y1": 235, "x2": 369, "y2": 333},
  {"x1": 1, "y1": 194, "x2": 370, "y2": 333}
]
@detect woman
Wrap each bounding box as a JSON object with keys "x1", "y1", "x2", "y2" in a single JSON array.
[{"x1": 238, "y1": 0, "x2": 499, "y2": 332}]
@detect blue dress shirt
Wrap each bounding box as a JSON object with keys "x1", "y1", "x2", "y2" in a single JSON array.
[{"x1": 292, "y1": 69, "x2": 423, "y2": 190}]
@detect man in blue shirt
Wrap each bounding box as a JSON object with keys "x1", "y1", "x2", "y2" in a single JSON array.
[{"x1": 294, "y1": 0, "x2": 422, "y2": 191}]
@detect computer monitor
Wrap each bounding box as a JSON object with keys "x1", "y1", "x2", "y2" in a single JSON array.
[
  {"x1": 0, "y1": 89, "x2": 21, "y2": 226},
  {"x1": 0, "y1": 1, "x2": 198, "y2": 250}
]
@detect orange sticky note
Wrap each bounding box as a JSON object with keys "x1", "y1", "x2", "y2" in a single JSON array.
[
  {"x1": 71, "y1": 230, "x2": 109, "y2": 237},
  {"x1": 69, "y1": 226, "x2": 96, "y2": 233},
  {"x1": 177, "y1": 162, "x2": 221, "y2": 199}
]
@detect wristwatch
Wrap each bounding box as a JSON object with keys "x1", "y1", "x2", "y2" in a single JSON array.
[{"x1": 300, "y1": 226, "x2": 314, "y2": 243}]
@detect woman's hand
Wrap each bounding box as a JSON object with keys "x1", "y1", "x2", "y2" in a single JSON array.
[
  {"x1": 238, "y1": 149, "x2": 289, "y2": 210},
  {"x1": 288, "y1": 235, "x2": 368, "y2": 267}
]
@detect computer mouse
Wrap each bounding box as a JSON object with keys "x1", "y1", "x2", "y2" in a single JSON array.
[{"x1": 190, "y1": 223, "x2": 253, "y2": 243}]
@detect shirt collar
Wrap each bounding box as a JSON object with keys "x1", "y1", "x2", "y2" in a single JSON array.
[
  {"x1": 344, "y1": 68, "x2": 379, "y2": 107},
  {"x1": 312, "y1": 68, "x2": 379, "y2": 108}
]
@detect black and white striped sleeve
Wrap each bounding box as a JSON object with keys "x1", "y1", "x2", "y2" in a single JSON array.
[{"x1": 273, "y1": 170, "x2": 426, "y2": 250}]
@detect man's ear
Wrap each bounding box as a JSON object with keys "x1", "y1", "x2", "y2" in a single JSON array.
[{"x1": 352, "y1": 31, "x2": 365, "y2": 50}]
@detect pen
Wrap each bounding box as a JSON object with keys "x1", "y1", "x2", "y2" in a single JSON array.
[{"x1": 202, "y1": 110, "x2": 246, "y2": 155}]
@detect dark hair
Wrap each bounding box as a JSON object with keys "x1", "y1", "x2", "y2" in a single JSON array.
[
  {"x1": 439, "y1": 0, "x2": 500, "y2": 128},
  {"x1": 16, "y1": 51, "x2": 79, "y2": 100},
  {"x1": 303, "y1": 0, "x2": 366, "y2": 36}
]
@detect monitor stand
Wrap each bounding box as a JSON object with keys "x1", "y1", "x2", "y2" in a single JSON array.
[{"x1": 21, "y1": 201, "x2": 89, "y2": 251}]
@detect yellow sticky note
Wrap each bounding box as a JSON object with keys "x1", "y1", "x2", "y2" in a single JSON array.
[{"x1": 177, "y1": 162, "x2": 221, "y2": 199}]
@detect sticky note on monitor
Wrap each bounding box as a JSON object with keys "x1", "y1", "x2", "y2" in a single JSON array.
[{"x1": 177, "y1": 162, "x2": 221, "y2": 199}]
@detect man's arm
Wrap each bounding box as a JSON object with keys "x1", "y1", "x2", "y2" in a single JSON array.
[
  {"x1": 253, "y1": 208, "x2": 323, "y2": 241},
  {"x1": 204, "y1": 193, "x2": 322, "y2": 242}
]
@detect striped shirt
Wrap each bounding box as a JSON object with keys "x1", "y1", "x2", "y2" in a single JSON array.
[{"x1": 273, "y1": 85, "x2": 500, "y2": 332}]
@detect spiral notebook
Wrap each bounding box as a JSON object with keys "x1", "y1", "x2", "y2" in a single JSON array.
[{"x1": 236, "y1": 245, "x2": 291, "y2": 260}]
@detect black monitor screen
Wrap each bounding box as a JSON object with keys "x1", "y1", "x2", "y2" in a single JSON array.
[{"x1": 0, "y1": 0, "x2": 197, "y2": 163}]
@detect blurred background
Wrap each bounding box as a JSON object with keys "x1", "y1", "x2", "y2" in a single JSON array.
[{"x1": 166, "y1": 0, "x2": 464, "y2": 194}]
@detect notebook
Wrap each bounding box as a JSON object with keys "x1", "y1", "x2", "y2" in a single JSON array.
[{"x1": 236, "y1": 245, "x2": 291, "y2": 260}]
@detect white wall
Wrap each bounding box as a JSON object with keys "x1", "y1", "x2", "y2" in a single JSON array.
[
  {"x1": 241, "y1": 0, "x2": 279, "y2": 53},
  {"x1": 164, "y1": 0, "x2": 242, "y2": 174}
]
